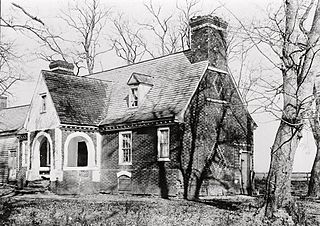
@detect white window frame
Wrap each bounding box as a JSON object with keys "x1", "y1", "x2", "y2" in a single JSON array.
[
  {"x1": 129, "y1": 87, "x2": 139, "y2": 108},
  {"x1": 119, "y1": 131, "x2": 132, "y2": 165},
  {"x1": 40, "y1": 93, "x2": 47, "y2": 113},
  {"x1": 157, "y1": 127, "x2": 170, "y2": 161}
]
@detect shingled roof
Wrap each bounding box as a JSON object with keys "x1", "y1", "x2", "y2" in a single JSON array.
[
  {"x1": 43, "y1": 71, "x2": 111, "y2": 126},
  {"x1": 88, "y1": 51, "x2": 208, "y2": 125},
  {"x1": 0, "y1": 105, "x2": 30, "y2": 134}
]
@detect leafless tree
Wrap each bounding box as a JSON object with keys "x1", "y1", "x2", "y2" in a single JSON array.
[
  {"x1": 0, "y1": 38, "x2": 25, "y2": 96},
  {"x1": 3, "y1": 0, "x2": 111, "y2": 75},
  {"x1": 110, "y1": 14, "x2": 152, "y2": 65},
  {"x1": 226, "y1": 0, "x2": 320, "y2": 218}
]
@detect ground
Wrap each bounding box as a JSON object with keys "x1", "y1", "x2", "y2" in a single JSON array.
[{"x1": 0, "y1": 186, "x2": 319, "y2": 225}]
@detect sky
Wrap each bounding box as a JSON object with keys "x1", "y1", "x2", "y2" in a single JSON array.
[{"x1": 2, "y1": 0, "x2": 316, "y2": 172}]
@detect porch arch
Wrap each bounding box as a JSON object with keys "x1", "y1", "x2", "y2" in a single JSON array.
[
  {"x1": 31, "y1": 131, "x2": 53, "y2": 176},
  {"x1": 64, "y1": 132, "x2": 96, "y2": 169}
]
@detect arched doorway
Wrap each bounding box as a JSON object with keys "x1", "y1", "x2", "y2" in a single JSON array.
[
  {"x1": 39, "y1": 137, "x2": 51, "y2": 173},
  {"x1": 29, "y1": 132, "x2": 53, "y2": 179}
]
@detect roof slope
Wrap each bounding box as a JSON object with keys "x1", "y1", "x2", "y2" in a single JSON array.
[
  {"x1": 0, "y1": 105, "x2": 30, "y2": 134},
  {"x1": 43, "y1": 71, "x2": 110, "y2": 126},
  {"x1": 88, "y1": 51, "x2": 208, "y2": 125}
]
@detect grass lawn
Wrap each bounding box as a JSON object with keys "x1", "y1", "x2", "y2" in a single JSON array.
[{"x1": 0, "y1": 191, "x2": 319, "y2": 225}]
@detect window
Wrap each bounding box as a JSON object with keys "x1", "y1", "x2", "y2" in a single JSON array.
[
  {"x1": 130, "y1": 87, "x2": 138, "y2": 107},
  {"x1": 21, "y1": 141, "x2": 29, "y2": 167},
  {"x1": 119, "y1": 131, "x2": 132, "y2": 165},
  {"x1": 40, "y1": 94, "x2": 47, "y2": 113},
  {"x1": 157, "y1": 127, "x2": 170, "y2": 161}
]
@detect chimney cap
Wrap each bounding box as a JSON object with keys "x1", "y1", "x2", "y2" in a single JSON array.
[
  {"x1": 49, "y1": 60, "x2": 74, "y2": 75},
  {"x1": 190, "y1": 15, "x2": 228, "y2": 30}
]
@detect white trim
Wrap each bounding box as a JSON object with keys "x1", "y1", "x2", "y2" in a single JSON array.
[
  {"x1": 118, "y1": 131, "x2": 132, "y2": 165},
  {"x1": 117, "y1": 171, "x2": 132, "y2": 178},
  {"x1": 63, "y1": 131, "x2": 96, "y2": 169},
  {"x1": 175, "y1": 63, "x2": 209, "y2": 122},
  {"x1": 157, "y1": 127, "x2": 170, "y2": 161},
  {"x1": 96, "y1": 133, "x2": 102, "y2": 168},
  {"x1": 206, "y1": 98, "x2": 228, "y2": 104},
  {"x1": 51, "y1": 66, "x2": 74, "y2": 73},
  {"x1": 207, "y1": 66, "x2": 228, "y2": 75},
  {"x1": 54, "y1": 128, "x2": 62, "y2": 170},
  {"x1": 191, "y1": 22, "x2": 226, "y2": 32},
  {"x1": 128, "y1": 86, "x2": 139, "y2": 108},
  {"x1": 29, "y1": 131, "x2": 53, "y2": 180}
]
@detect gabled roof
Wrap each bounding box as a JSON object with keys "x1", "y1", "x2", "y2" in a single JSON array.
[
  {"x1": 43, "y1": 71, "x2": 111, "y2": 126},
  {"x1": 0, "y1": 105, "x2": 30, "y2": 134},
  {"x1": 127, "y1": 73, "x2": 153, "y2": 86},
  {"x1": 87, "y1": 51, "x2": 208, "y2": 125}
]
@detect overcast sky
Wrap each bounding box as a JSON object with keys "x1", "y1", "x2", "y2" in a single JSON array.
[{"x1": 2, "y1": 0, "x2": 315, "y2": 172}]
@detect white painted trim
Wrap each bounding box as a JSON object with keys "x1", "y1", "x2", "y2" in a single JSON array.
[
  {"x1": 118, "y1": 131, "x2": 132, "y2": 165},
  {"x1": 117, "y1": 171, "x2": 132, "y2": 178},
  {"x1": 96, "y1": 133, "x2": 102, "y2": 168},
  {"x1": 191, "y1": 22, "x2": 226, "y2": 32},
  {"x1": 30, "y1": 131, "x2": 53, "y2": 180},
  {"x1": 157, "y1": 127, "x2": 170, "y2": 161},
  {"x1": 206, "y1": 98, "x2": 229, "y2": 104},
  {"x1": 207, "y1": 66, "x2": 228, "y2": 74},
  {"x1": 54, "y1": 128, "x2": 62, "y2": 170},
  {"x1": 63, "y1": 131, "x2": 96, "y2": 169},
  {"x1": 175, "y1": 63, "x2": 209, "y2": 122},
  {"x1": 51, "y1": 66, "x2": 74, "y2": 73}
]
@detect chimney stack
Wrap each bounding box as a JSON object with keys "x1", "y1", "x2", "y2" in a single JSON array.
[
  {"x1": 0, "y1": 96, "x2": 7, "y2": 109},
  {"x1": 190, "y1": 15, "x2": 228, "y2": 71},
  {"x1": 49, "y1": 60, "x2": 74, "y2": 75}
]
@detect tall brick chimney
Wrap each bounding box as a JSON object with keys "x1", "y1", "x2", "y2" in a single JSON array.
[
  {"x1": 190, "y1": 15, "x2": 228, "y2": 71},
  {"x1": 0, "y1": 96, "x2": 7, "y2": 109},
  {"x1": 49, "y1": 60, "x2": 74, "y2": 75}
]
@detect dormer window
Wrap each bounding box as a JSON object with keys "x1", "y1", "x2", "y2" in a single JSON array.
[
  {"x1": 130, "y1": 87, "x2": 138, "y2": 107},
  {"x1": 40, "y1": 94, "x2": 47, "y2": 113},
  {"x1": 127, "y1": 72, "x2": 153, "y2": 109}
]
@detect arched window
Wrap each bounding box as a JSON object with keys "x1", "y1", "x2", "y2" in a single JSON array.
[{"x1": 64, "y1": 132, "x2": 95, "y2": 168}]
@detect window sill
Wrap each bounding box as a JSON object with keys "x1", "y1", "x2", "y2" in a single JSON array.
[
  {"x1": 158, "y1": 158, "x2": 170, "y2": 162},
  {"x1": 63, "y1": 167, "x2": 99, "y2": 171},
  {"x1": 119, "y1": 162, "x2": 132, "y2": 166}
]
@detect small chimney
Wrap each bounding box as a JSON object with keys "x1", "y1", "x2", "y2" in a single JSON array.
[
  {"x1": 190, "y1": 15, "x2": 228, "y2": 71},
  {"x1": 49, "y1": 60, "x2": 74, "y2": 75},
  {"x1": 0, "y1": 96, "x2": 7, "y2": 109}
]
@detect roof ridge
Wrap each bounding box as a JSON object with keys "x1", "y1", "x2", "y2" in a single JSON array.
[
  {"x1": 85, "y1": 50, "x2": 191, "y2": 77},
  {"x1": 42, "y1": 70, "x2": 113, "y2": 84}
]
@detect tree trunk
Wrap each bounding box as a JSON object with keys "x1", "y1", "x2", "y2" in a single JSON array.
[
  {"x1": 264, "y1": 120, "x2": 301, "y2": 216},
  {"x1": 308, "y1": 141, "x2": 320, "y2": 197},
  {"x1": 308, "y1": 113, "x2": 320, "y2": 197}
]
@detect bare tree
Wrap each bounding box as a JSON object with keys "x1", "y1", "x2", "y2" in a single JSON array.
[
  {"x1": 0, "y1": 38, "x2": 25, "y2": 96},
  {"x1": 227, "y1": 0, "x2": 320, "y2": 218},
  {"x1": 110, "y1": 14, "x2": 152, "y2": 65},
  {"x1": 60, "y1": 0, "x2": 111, "y2": 74},
  {"x1": 3, "y1": 0, "x2": 111, "y2": 75}
]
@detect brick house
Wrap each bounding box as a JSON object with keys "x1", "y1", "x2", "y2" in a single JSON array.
[{"x1": 12, "y1": 15, "x2": 256, "y2": 197}]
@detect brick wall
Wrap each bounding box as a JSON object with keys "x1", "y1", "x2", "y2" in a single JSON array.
[
  {"x1": 100, "y1": 126, "x2": 181, "y2": 196},
  {"x1": 181, "y1": 69, "x2": 254, "y2": 197}
]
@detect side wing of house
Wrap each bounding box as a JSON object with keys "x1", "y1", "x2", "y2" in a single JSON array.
[
  {"x1": 0, "y1": 135, "x2": 18, "y2": 184},
  {"x1": 181, "y1": 67, "x2": 255, "y2": 196}
]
